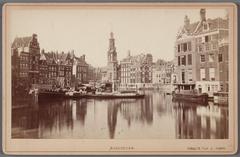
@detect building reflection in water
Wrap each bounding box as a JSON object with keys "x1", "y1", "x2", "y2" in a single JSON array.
[
  {"x1": 173, "y1": 101, "x2": 228, "y2": 139},
  {"x1": 107, "y1": 94, "x2": 153, "y2": 139},
  {"x1": 11, "y1": 91, "x2": 228, "y2": 139},
  {"x1": 38, "y1": 100, "x2": 74, "y2": 138},
  {"x1": 12, "y1": 103, "x2": 39, "y2": 138}
]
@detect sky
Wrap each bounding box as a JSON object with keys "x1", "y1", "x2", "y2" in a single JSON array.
[{"x1": 8, "y1": 6, "x2": 228, "y2": 67}]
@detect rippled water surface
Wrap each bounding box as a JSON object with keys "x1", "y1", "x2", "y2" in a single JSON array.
[{"x1": 12, "y1": 91, "x2": 228, "y2": 139}]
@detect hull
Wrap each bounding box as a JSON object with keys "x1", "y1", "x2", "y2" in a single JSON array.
[
  {"x1": 38, "y1": 91, "x2": 145, "y2": 100},
  {"x1": 213, "y1": 92, "x2": 228, "y2": 105},
  {"x1": 172, "y1": 93, "x2": 208, "y2": 104},
  {"x1": 85, "y1": 94, "x2": 145, "y2": 99},
  {"x1": 38, "y1": 91, "x2": 66, "y2": 101}
]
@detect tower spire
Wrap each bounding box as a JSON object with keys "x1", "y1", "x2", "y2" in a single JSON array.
[{"x1": 107, "y1": 32, "x2": 117, "y2": 65}]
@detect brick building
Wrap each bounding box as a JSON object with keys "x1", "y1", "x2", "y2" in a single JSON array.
[
  {"x1": 120, "y1": 51, "x2": 153, "y2": 89},
  {"x1": 175, "y1": 9, "x2": 229, "y2": 95},
  {"x1": 11, "y1": 34, "x2": 40, "y2": 94},
  {"x1": 152, "y1": 59, "x2": 175, "y2": 85}
]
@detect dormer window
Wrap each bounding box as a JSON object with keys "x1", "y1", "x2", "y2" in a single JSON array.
[
  {"x1": 204, "y1": 23, "x2": 208, "y2": 30},
  {"x1": 203, "y1": 21, "x2": 209, "y2": 31}
]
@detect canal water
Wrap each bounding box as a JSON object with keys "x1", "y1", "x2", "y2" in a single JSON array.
[{"x1": 12, "y1": 90, "x2": 228, "y2": 139}]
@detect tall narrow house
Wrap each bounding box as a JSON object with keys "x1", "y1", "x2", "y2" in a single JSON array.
[{"x1": 11, "y1": 34, "x2": 40, "y2": 93}]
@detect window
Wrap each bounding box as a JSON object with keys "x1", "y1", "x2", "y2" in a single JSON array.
[
  {"x1": 218, "y1": 54, "x2": 223, "y2": 62},
  {"x1": 198, "y1": 45, "x2": 203, "y2": 52},
  {"x1": 188, "y1": 54, "x2": 192, "y2": 65},
  {"x1": 178, "y1": 56, "x2": 181, "y2": 66},
  {"x1": 197, "y1": 37, "x2": 202, "y2": 43},
  {"x1": 212, "y1": 42, "x2": 218, "y2": 49},
  {"x1": 181, "y1": 56, "x2": 186, "y2": 65},
  {"x1": 209, "y1": 54, "x2": 214, "y2": 62},
  {"x1": 183, "y1": 43, "x2": 187, "y2": 52},
  {"x1": 208, "y1": 85, "x2": 210, "y2": 91},
  {"x1": 205, "y1": 43, "x2": 210, "y2": 51},
  {"x1": 209, "y1": 68, "x2": 215, "y2": 81},
  {"x1": 200, "y1": 68, "x2": 206, "y2": 81},
  {"x1": 178, "y1": 44, "x2": 181, "y2": 52},
  {"x1": 212, "y1": 34, "x2": 218, "y2": 40},
  {"x1": 188, "y1": 69, "x2": 193, "y2": 81},
  {"x1": 200, "y1": 55, "x2": 205, "y2": 62},
  {"x1": 204, "y1": 23, "x2": 208, "y2": 30},
  {"x1": 187, "y1": 42, "x2": 192, "y2": 51},
  {"x1": 205, "y1": 36, "x2": 209, "y2": 42}
]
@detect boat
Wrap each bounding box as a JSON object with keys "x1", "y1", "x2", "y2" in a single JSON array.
[
  {"x1": 64, "y1": 90, "x2": 145, "y2": 99},
  {"x1": 172, "y1": 84, "x2": 208, "y2": 103},
  {"x1": 172, "y1": 92, "x2": 208, "y2": 103},
  {"x1": 65, "y1": 91, "x2": 87, "y2": 99},
  {"x1": 38, "y1": 90, "x2": 66, "y2": 100},
  {"x1": 213, "y1": 92, "x2": 228, "y2": 105},
  {"x1": 87, "y1": 90, "x2": 145, "y2": 99}
]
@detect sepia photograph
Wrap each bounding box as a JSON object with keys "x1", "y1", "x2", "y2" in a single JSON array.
[{"x1": 2, "y1": 2, "x2": 238, "y2": 155}]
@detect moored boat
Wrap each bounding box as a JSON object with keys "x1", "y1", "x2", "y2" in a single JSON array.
[
  {"x1": 38, "y1": 90, "x2": 66, "y2": 100},
  {"x1": 87, "y1": 91, "x2": 145, "y2": 99},
  {"x1": 65, "y1": 90, "x2": 145, "y2": 99},
  {"x1": 213, "y1": 92, "x2": 228, "y2": 105},
  {"x1": 172, "y1": 92, "x2": 208, "y2": 103},
  {"x1": 172, "y1": 84, "x2": 208, "y2": 103}
]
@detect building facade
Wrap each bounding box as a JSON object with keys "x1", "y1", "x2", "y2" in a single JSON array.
[
  {"x1": 152, "y1": 59, "x2": 175, "y2": 85},
  {"x1": 11, "y1": 34, "x2": 40, "y2": 94},
  {"x1": 120, "y1": 52, "x2": 153, "y2": 89},
  {"x1": 175, "y1": 9, "x2": 229, "y2": 95}
]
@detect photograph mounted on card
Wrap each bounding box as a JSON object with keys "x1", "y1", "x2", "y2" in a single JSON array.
[{"x1": 2, "y1": 2, "x2": 238, "y2": 155}]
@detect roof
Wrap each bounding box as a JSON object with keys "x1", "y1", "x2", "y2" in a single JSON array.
[
  {"x1": 11, "y1": 36, "x2": 32, "y2": 49},
  {"x1": 121, "y1": 53, "x2": 153, "y2": 65},
  {"x1": 177, "y1": 17, "x2": 228, "y2": 39},
  {"x1": 40, "y1": 52, "x2": 47, "y2": 60}
]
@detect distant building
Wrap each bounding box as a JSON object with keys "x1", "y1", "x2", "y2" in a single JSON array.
[
  {"x1": 39, "y1": 51, "x2": 73, "y2": 88},
  {"x1": 75, "y1": 55, "x2": 88, "y2": 84},
  {"x1": 152, "y1": 60, "x2": 175, "y2": 85},
  {"x1": 120, "y1": 51, "x2": 153, "y2": 89},
  {"x1": 39, "y1": 49, "x2": 49, "y2": 85},
  {"x1": 175, "y1": 9, "x2": 229, "y2": 95},
  {"x1": 100, "y1": 32, "x2": 119, "y2": 90}
]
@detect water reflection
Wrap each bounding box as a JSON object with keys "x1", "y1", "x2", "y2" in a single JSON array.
[
  {"x1": 12, "y1": 91, "x2": 228, "y2": 139},
  {"x1": 173, "y1": 101, "x2": 228, "y2": 139}
]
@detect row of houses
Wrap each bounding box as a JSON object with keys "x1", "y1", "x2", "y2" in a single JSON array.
[
  {"x1": 11, "y1": 34, "x2": 97, "y2": 94},
  {"x1": 102, "y1": 9, "x2": 229, "y2": 95},
  {"x1": 100, "y1": 33, "x2": 176, "y2": 90},
  {"x1": 12, "y1": 8, "x2": 229, "y2": 96}
]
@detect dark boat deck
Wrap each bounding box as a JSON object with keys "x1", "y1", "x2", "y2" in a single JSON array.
[
  {"x1": 38, "y1": 91, "x2": 145, "y2": 100},
  {"x1": 172, "y1": 92, "x2": 208, "y2": 103}
]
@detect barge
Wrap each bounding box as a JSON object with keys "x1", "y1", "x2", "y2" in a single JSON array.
[
  {"x1": 87, "y1": 91, "x2": 145, "y2": 99},
  {"x1": 213, "y1": 92, "x2": 228, "y2": 105},
  {"x1": 172, "y1": 92, "x2": 208, "y2": 104},
  {"x1": 172, "y1": 84, "x2": 208, "y2": 104},
  {"x1": 38, "y1": 90, "x2": 66, "y2": 100},
  {"x1": 38, "y1": 90, "x2": 145, "y2": 100}
]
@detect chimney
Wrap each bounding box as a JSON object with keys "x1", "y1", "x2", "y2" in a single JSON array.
[
  {"x1": 184, "y1": 15, "x2": 190, "y2": 28},
  {"x1": 82, "y1": 54, "x2": 85, "y2": 61},
  {"x1": 32, "y1": 33, "x2": 37, "y2": 40},
  {"x1": 110, "y1": 32, "x2": 114, "y2": 39},
  {"x1": 200, "y1": 8, "x2": 206, "y2": 21}
]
